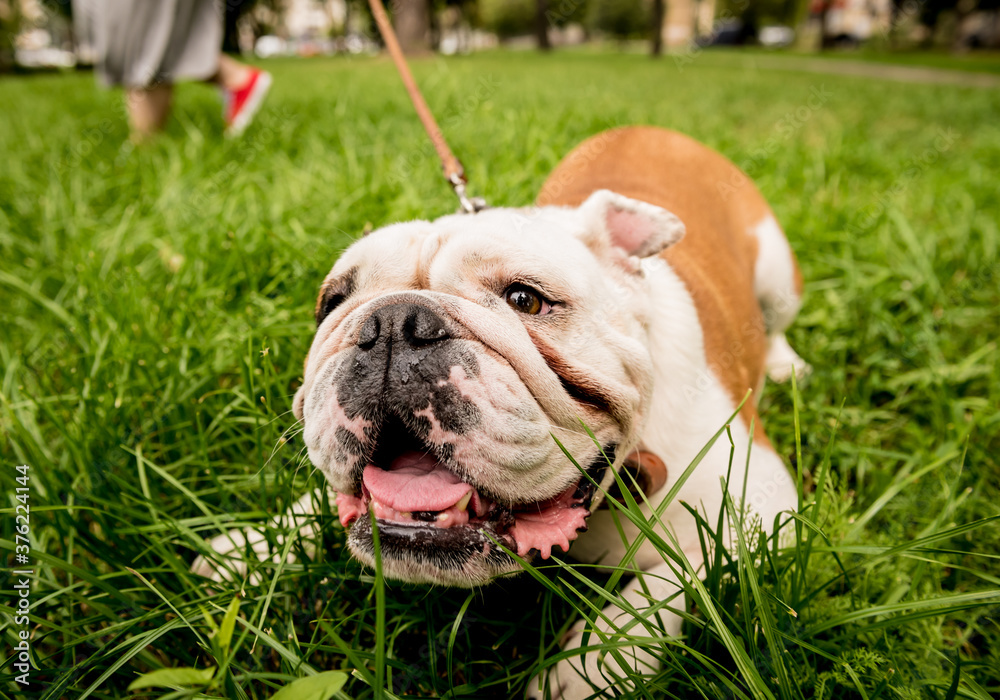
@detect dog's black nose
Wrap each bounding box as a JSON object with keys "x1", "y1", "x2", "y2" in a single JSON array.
[
  {"x1": 358, "y1": 303, "x2": 451, "y2": 351},
  {"x1": 339, "y1": 301, "x2": 478, "y2": 434}
]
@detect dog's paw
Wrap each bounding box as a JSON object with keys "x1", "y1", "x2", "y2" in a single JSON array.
[
  {"x1": 526, "y1": 657, "x2": 594, "y2": 700},
  {"x1": 190, "y1": 526, "x2": 318, "y2": 584},
  {"x1": 190, "y1": 528, "x2": 277, "y2": 584},
  {"x1": 191, "y1": 492, "x2": 324, "y2": 583},
  {"x1": 765, "y1": 334, "x2": 811, "y2": 383},
  {"x1": 526, "y1": 620, "x2": 591, "y2": 700},
  {"x1": 525, "y1": 620, "x2": 650, "y2": 700},
  {"x1": 526, "y1": 663, "x2": 602, "y2": 700}
]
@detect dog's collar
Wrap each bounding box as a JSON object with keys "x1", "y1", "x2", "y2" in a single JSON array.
[{"x1": 600, "y1": 445, "x2": 668, "y2": 507}]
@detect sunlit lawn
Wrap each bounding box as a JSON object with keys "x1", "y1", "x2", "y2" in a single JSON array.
[{"x1": 1, "y1": 49, "x2": 999, "y2": 698}]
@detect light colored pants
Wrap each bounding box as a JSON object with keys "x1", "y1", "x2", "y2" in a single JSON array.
[{"x1": 73, "y1": 0, "x2": 221, "y2": 88}]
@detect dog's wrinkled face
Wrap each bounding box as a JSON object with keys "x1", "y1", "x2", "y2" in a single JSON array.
[{"x1": 293, "y1": 190, "x2": 685, "y2": 586}]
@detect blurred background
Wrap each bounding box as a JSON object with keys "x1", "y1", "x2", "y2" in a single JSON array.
[
  {"x1": 3, "y1": 0, "x2": 999, "y2": 698},
  {"x1": 2, "y1": 0, "x2": 998, "y2": 73}
]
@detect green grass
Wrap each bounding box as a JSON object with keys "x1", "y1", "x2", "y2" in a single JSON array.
[
  {"x1": 1, "y1": 50, "x2": 999, "y2": 699},
  {"x1": 700, "y1": 46, "x2": 1000, "y2": 75},
  {"x1": 798, "y1": 48, "x2": 1000, "y2": 74}
]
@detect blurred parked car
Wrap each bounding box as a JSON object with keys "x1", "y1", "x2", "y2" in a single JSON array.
[
  {"x1": 697, "y1": 18, "x2": 756, "y2": 46},
  {"x1": 15, "y1": 28, "x2": 76, "y2": 69},
  {"x1": 758, "y1": 25, "x2": 795, "y2": 47},
  {"x1": 254, "y1": 35, "x2": 288, "y2": 58}
]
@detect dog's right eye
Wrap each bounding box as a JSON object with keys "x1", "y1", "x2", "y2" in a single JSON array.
[{"x1": 504, "y1": 284, "x2": 552, "y2": 315}]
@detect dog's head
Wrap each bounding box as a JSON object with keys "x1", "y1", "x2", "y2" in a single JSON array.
[{"x1": 293, "y1": 190, "x2": 685, "y2": 586}]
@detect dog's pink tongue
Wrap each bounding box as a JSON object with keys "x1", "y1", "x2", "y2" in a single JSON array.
[{"x1": 363, "y1": 451, "x2": 473, "y2": 512}]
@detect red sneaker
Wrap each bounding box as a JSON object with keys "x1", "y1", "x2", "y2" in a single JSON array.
[{"x1": 224, "y1": 69, "x2": 272, "y2": 137}]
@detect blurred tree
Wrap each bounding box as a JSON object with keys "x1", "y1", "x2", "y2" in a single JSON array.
[
  {"x1": 348, "y1": 0, "x2": 378, "y2": 42},
  {"x1": 544, "y1": 0, "x2": 590, "y2": 27},
  {"x1": 430, "y1": 0, "x2": 440, "y2": 49},
  {"x1": 537, "y1": 0, "x2": 591, "y2": 49},
  {"x1": 788, "y1": 0, "x2": 816, "y2": 49},
  {"x1": 588, "y1": 0, "x2": 649, "y2": 40},
  {"x1": 974, "y1": 0, "x2": 1000, "y2": 47},
  {"x1": 536, "y1": 0, "x2": 552, "y2": 49},
  {"x1": 479, "y1": 0, "x2": 535, "y2": 38},
  {"x1": 223, "y1": 0, "x2": 257, "y2": 54},
  {"x1": 395, "y1": 0, "x2": 432, "y2": 52},
  {"x1": 952, "y1": 0, "x2": 974, "y2": 48},
  {"x1": 40, "y1": 0, "x2": 71, "y2": 18},
  {"x1": 238, "y1": 0, "x2": 290, "y2": 48},
  {"x1": 886, "y1": 0, "x2": 993, "y2": 50},
  {"x1": 650, "y1": 0, "x2": 663, "y2": 54},
  {"x1": 429, "y1": 0, "x2": 478, "y2": 51},
  {"x1": 350, "y1": 0, "x2": 431, "y2": 51},
  {"x1": 715, "y1": 0, "x2": 791, "y2": 27},
  {"x1": 0, "y1": 0, "x2": 22, "y2": 72}
]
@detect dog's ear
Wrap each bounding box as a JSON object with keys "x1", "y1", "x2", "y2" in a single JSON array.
[{"x1": 578, "y1": 189, "x2": 686, "y2": 259}]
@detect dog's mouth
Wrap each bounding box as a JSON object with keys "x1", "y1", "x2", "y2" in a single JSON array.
[{"x1": 335, "y1": 416, "x2": 605, "y2": 562}]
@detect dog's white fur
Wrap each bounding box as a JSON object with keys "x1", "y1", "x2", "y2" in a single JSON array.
[
  {"x1": 193, "y1": 127, "x2": 809, "y2": 699},
  {"x1": 530, "y1": 250, "x2": 799, "y2": 698}
]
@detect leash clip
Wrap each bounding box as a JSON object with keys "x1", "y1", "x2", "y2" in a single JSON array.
[{"x1": 449, "y1": 172, "x2": 488, "y2": 215}]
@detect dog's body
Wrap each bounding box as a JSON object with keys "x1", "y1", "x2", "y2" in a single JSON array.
[
  {"x1": 526, "y1": 127, "x2": 804, "y2": 698},
  {"x1": 194, "y1": 127, "x2": 807, "y2": 699},
  {"x1": 536, "y1": 126, "x2": 803, "y2": 564}
]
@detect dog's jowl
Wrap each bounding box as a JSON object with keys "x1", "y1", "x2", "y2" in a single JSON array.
[{"x1": 194, "y1": 126, "x2": 809, "y2": 700}]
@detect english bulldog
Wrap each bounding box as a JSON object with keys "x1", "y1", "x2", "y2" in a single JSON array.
[{"x1": 194, "y1": 126, "x2": 808, "y2": 698}]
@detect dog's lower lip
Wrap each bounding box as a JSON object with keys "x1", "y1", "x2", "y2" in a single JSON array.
[
  {"x1": 335, "y1": 418, "x2": 607, "y2": 560},
  {"x1": 337, "y1": 470, "x2": 597, "y2": 560}
]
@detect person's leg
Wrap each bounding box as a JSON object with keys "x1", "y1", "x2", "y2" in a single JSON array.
[
  {"x1": 126, "y1": 83, "x2": 174, "y2": 141},
  {"x1": 210, "y1": 53, "x2": 272, "y2": 136},
  {"x1": 211, "y1": 53, "x2": 253, "y2": 91}
]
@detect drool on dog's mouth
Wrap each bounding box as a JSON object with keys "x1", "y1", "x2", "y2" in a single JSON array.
[{"x1": 334, "y1": 419, "x2": 604, "y2": 561}]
